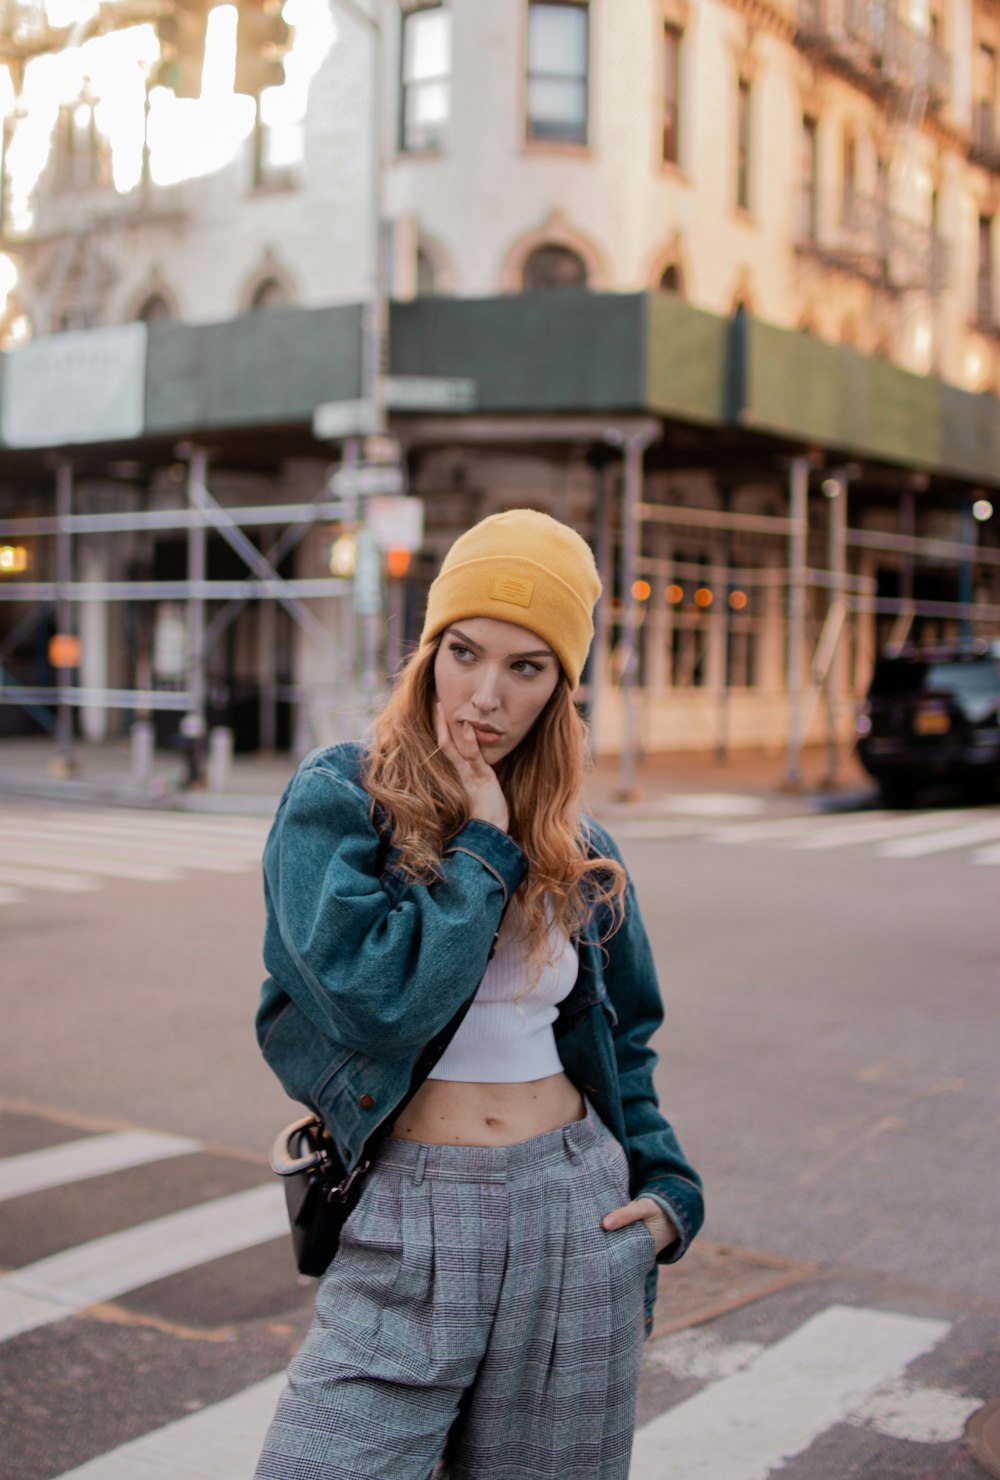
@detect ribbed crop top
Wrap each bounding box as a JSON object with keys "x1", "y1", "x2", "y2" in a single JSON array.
[{"x1": 427, "y1": 898, "x2": 579, "y2": 1083}]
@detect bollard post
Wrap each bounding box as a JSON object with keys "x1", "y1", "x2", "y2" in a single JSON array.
[
  {"x1": 130, "y1": 720, "x2": 155, "y2": 786},
  {"x1": 208, "y1": 726, "x2": 234, "y2": 793}
]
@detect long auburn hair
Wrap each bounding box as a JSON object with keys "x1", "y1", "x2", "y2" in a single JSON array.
[{"x1": 361, "y1": 635, "x2": 628, "y2": 964}]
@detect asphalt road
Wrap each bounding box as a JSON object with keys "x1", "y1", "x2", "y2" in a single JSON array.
[{"x1": 1, "y1": 796, "x2": 998, "y2": 1479}]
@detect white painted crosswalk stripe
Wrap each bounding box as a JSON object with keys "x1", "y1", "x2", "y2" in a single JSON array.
[
  {"x1": 0, "y1": 806, "x2": 269, "y2": 904},
  {"x1": 784, "y1": 809, "x2": 974, "y2": 849},
  {"x1": 50, "y1": 1372, "x2": 287, "y2": 1479},
  {"x1": 612, "y1": 803, "x2": 1000, "y2": 865},
  {"x1": 0, "y1": 861, "x2": 98, "y2": 892},
  {"x1": 629, "y1": 1304, "x2": 950, "y2": 1479},
  {"x1": 0, "y1": 1182, "x2": 288, "y2": 1343},
  {"x1": 0, "y1": 822, "x2": 259, "y2": 871},
  {"x1": 879, "y1": 814, "x2": 1000, "y2": 857},
  {"x1": 27, "y1": 815, "x2": 266, "y2": 853},
  {"x1": 0, "y1": 844, "x2": 180, "y2": 882},
  {"x1": 0, "y1": 1130, "x2": 200, "y2": 1203},
  {"x1": 37, "y1": 1304, "x2": 959, "y2": 1480}
]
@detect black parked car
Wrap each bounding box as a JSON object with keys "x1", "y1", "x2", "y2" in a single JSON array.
[{"x1": 856, "y1": 640, "x2": 1000, "y2": 806}]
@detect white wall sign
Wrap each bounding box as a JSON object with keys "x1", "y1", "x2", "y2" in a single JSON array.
[
  {"x1": 1, "y1": 323, "x2": 148, "y2": 448},
  {"x1": 366, "y1": 496, "x2": 424, "y2": 552}
]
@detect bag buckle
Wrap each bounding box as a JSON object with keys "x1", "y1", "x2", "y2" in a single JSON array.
[{"x1": 330, "y1": 1158, "x2": 370, "y2": 1203}]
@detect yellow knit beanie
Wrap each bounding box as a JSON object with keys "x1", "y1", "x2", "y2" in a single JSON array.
[{"x1": 420, "y1": 509, "x2": 601, "y2": 689}]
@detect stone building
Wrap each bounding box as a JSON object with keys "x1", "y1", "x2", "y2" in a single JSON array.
[{"x1": 0, "y1": 0, "x2": 998, "y2": 766}]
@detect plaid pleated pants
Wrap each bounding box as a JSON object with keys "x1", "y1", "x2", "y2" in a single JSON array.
[{"x1": 255, "y1": 1102, "x2": 654, "y2": 1480}]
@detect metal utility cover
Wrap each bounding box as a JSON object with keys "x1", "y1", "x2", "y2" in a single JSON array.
[{"x1": 967, "y1": 1396, "x2": 1000, "y2": 1477}]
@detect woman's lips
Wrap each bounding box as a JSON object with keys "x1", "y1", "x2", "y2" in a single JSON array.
[{"x1": 471, "y1": 725, "x2": 503, "y2": 743}]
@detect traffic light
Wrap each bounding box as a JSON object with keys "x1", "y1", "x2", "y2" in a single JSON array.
[
  {"x1": 155, "y1": 1, "x2": 209, "y2": 99},
  {"x1": 234, "y1": 0, "x2": 290, "y2": 96}
]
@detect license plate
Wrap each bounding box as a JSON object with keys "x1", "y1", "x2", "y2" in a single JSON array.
[{"x1": 914, "y1": 711, "x2": 950, "y2": 734}]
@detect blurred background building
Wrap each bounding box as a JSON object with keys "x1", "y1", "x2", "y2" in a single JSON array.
[{"x1": 0, "y1": 0, "x2": 998, "y2": 771}]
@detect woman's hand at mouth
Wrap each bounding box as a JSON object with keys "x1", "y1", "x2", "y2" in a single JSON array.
[{"x1": 434, "y1": 699, "x2": 510, "y2": 833}]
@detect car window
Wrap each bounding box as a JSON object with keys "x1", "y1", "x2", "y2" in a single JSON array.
[
  {"x1": 870, "y1": 657, "x2": 1000, "y2": 722},
  {"x1": 924, "y1": 661, "x2": 1000, "y2": 700}
]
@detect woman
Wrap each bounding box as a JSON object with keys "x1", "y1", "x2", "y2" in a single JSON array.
[{"x1": 254, "y1": 509, "x2": 703, "y2": 1479}]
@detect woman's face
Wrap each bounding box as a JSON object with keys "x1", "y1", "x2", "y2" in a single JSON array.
[{"x1": 432, "y1": 616, "x2": 562, "y2": 765}]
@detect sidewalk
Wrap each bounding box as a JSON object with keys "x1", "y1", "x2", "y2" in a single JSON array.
[{"x1": 0, "y1": 732, "x2": 876, "y2": 819}]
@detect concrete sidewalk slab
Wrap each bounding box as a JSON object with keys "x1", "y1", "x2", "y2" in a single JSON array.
[{"x1": 0, "y1": 734, "x2": 876, "y2": 820}]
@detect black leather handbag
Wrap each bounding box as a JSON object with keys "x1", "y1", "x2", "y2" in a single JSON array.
[
  {"x1": 269, "y1": 1115, "x2": 371, "y2": 1277},
  {"x1": 269, "y1": 975, "x2": 488, "y2": 1278}
]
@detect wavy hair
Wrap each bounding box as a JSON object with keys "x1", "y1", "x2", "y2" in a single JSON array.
[{"x1": 362, "y1": 636, "x2": 628, "y2": 968}]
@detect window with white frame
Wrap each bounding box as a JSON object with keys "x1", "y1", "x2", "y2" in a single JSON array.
[
  {"x1": 400, "y1": 4, "x2": 452, "y2": 152},
  {"x1": 526, "y1": 2, "x2": 589, "y2": 145}
]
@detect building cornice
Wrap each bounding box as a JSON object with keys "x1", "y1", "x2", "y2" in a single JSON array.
[{"x1": 719, "y1": 0, "x2": 797, "y2": 46}]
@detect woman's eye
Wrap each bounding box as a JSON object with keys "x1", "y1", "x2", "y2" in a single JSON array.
[
  {"x1": 513, "y1": 660, "x2": 543, "y2": 675},
  {"x1": 449, "y1": 643, "x2": 473, "y2": 661}
]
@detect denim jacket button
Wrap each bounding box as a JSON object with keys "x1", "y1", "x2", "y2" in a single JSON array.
[{"x1": 358, "y1": 1093, "x2": 376, "y2": 1110}]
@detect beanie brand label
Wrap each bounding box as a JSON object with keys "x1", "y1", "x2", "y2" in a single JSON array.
[{"x1": 491, "y1": 573, "x2": 534, "y2": 608}]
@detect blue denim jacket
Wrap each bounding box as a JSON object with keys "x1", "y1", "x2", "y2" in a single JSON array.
[{"x1": 256, "y1": 742, "x2": 704, "y2": 1331}]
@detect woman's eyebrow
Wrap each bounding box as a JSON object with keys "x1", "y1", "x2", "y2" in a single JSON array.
[{"x1": 446, "y1": 624, "x2": 553, "y2": 660}]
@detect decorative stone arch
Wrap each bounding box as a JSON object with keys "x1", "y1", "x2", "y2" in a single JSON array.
[
  {"x1": 729, "y1": 267, "x2": 755, "y2": 317},
  {"x1": 499, "y1": 212, "x2": 609, "y2": 292},
  {"x1": 415, "y1": 230, "x2": 456, "y2": 295},
  {"x1": 127, "y1": 273, "x2": 180, "y2": 324},
  {"x1": 648, "y1": 236, "x2": 688, "y2": 296},
  {"x1": 239, "y1": 253, "x2": 298, "y2": 313}
]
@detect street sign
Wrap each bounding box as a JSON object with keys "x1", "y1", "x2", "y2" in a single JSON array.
[
  {"x1": 329, "y1": 463, "x2": 407, "y2": 499},
  {"x1": 366, "y1": 496, "x2": 424, "y2": 553},
  {"x1": 312, "y1": 400, "x2": 377, "y2": 440},
  {"x1": 382, "y1": 376, "x2": 476, "y2": 411}
]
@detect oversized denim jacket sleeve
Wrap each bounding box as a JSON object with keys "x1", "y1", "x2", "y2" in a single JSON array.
[
  {"x1": 261, "y1": 747, "x2": 528, "y2": 1060},
  {"x1": 579, "y1": 819, "x2": 704, "y2": 1265}
]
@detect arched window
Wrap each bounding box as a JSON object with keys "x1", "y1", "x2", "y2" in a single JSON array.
[
  {"x1": 135, "y1": 293, "x2": 172, "y2": 324},
  {"x1": 250, "y1": 277, "x2": 290, "y2": 311},
  {"x1": 416, "y1": 246, "x2": 437, "y2": 296},
  {"x1": 521, "y1": 243, "x2": 588, "y2": 290},
  {"x1": 658, "y1": 263, "x2": 683, "y2": 294}
]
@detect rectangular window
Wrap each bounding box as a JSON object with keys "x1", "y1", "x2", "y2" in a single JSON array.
[
  {"x1": 978, "y1": 214, "x2": 994, "y2": 321},
  {"x1": 801, "y1": 116, "x2": 819, "y2": 239},
  {"x1": 736, "y1": 77, "x2": 751, "y2": 211},
  {"x1": 841, "y1": 129, "x2": 857, "y2": 226},
  {"x1": 663, "y1": 24, "x2": 681, "y2": 164},
  {"x1": 400, "y1": 4, "x2": 451, "y2": 153},
  {"x1": 526, "y1": 2, "x2": 589, "y2": 145},
  {"x1": 976, "y1": 43, "x2": 997, "y2": 147}
]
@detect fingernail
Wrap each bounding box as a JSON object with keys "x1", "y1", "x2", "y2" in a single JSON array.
[{"x1": 603, "y1": 1216, "x2": 616, "y2": 1229}]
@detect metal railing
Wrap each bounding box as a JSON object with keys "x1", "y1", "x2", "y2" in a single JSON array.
[
  {"x1": 797, "y1": 0, "x2": 950, "y2": 103},
  {"x1": 796, "y1": 185, "x2": 947, "y2": 292}
]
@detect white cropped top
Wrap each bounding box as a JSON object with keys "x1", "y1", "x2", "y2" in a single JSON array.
[{"x1": 428, "y1": 899, "x2": 579, "y2": 1083}]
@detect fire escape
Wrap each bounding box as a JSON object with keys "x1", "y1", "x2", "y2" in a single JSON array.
[
  {"x1": 793, "y1": 0, "x2": 950, "y2": 302},
  {"x1": 0, "y1": 1, "x2": 288, "y2": 336}
]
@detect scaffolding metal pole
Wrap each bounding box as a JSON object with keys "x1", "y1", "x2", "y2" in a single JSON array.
[
  {"x1": 784, "y1": 457, "x2": 811, "y2": 786},
  {"x1": 186, "y1": 449, "x2": 209, "y2": 782},
  {"x1": 54, "y1": 460, "x2": 76, "y2": 775},
  {"x1": 612, "y1": 428, "x2": 658, "y2": 800},
  {"x1": 823, "y1": 471, "x2": 848, "y2": 785}
]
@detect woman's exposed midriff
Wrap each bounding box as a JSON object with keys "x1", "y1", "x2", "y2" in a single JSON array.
[{"x1": 390, "y1": 1070, "x2": 586, "y2": 1146}]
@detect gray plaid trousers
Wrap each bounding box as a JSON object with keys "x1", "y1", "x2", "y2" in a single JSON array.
[{"x1": 255, "y1": 1102, "x2": 654, "y2": 1479}]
